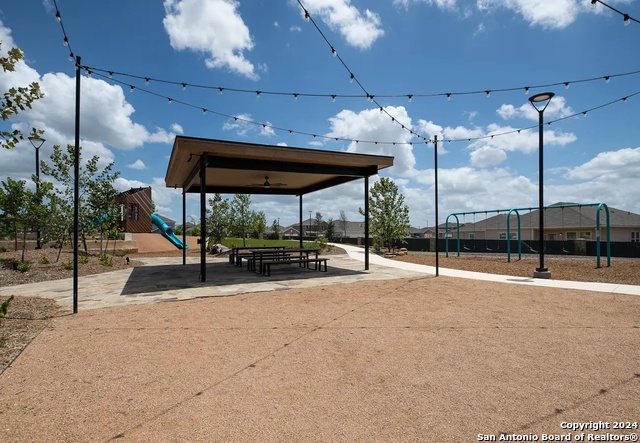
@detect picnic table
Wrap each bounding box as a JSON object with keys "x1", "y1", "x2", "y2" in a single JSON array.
[
  {"x1": 229, "y1": 245, "x2": 286, "y2": 266},
  {"x1": 247, "y1": 248, "x2": 328, "y2": 276}
]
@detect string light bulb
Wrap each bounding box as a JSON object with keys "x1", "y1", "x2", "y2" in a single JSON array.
[
  {"x1": 68, "y1": 52, "x2": 74, "y2": 61},
  {"x1": 108, "y1": 72, "x2": 113, "y2": 78},
  {"x1": 256, "y1": 91, "x2": 261, "y2": 98},
  {"x1": 446, "y1": 93, "x2": 451, "y2": 101},
  {"x1": 624, "y1": 14, "x2": 630, "y2": 26},
  {"x1": 182, "y1": 83, "x2": 187, "y2": 90},
  {"x1": 293, "y1": 93, "x2": 299, "y2": 100},
  {"x1": 56, "y1": 11, "x2": 61, "y2": 21},
  {"x1": 591, "y1": 0, "x2": 597, "y2": 9},
  {"x1": 219, "y1": 87, "x2": 224, "y2": 94},
  {"x1": 304, "y1": 10, "x2": 310, "y2": 22},
  {"x1": 168, "y1": 98, "x2": 172, "y2": 103},
  {"x1": 485, "y1": 90, "x2": 491, "y2": 97},
  {"x1": 331, "y1": 47, "x2": 337, "y2": 57},
  {"x1": 130, "y1": 85, "x2": 135, "y2": 92},
  {"x1": 349, "y1": 73, "x2": 354, "y2": 83},
  {"x1": 145, "y1": 78, "x2": 150, "y2": 85},
  {"x1": 524, "y1": 87, "x2": 530, "y2": 95},
  {"x1": 63, "y1": 36, "x2": 69, "y2": 46},
  {"x1": 604, "y1": 76, "x2": 610, "y2": 83},
  {"x1": 331, "y1": 95, "x2": 336, "y2": 102},
  {"x1": 564, "y1": 82, "x2": 570, "y2": 89},
  {"x1": 407, "y1": 95, "x2": 413, "y2": 102}
]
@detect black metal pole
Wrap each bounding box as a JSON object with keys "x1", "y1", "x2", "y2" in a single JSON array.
[
  {"x1": 537, "y1": 110, "x2": 546, "y2": 273},
  {"x1": 364, "y1": 175, "x2": 369, "y2": 271},
  {"x1": 73, "y1": 56, "x2": 81, "y2": 314},
  {"x1": 299, "y1": 195, "x2": 303, "y2": 248},
  {"x1": 182, "y1": 189, "x2": 186, "y2": 266},
  {"x1": 35, "y1": 145, "x2": 41, "y2": 249},
  {"x1": 434, "y1": 136, "x2": 439, "y2": 277},
  {"x1": 200, "y1": 154, "x2": 207, "y2": 282}
]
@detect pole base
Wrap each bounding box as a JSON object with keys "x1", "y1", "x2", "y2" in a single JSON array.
[{"x1": 533, "y1": 269, "x2": 552, "y2": 279}]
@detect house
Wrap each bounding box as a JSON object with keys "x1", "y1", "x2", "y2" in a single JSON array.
[{"x1": 114, "y1": 187, "x2": 153, "y2": 233}]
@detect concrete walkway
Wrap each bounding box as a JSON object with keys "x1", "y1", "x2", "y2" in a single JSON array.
[{"x1": 335, "y1": 243, "x2": 640, "y2": 296}]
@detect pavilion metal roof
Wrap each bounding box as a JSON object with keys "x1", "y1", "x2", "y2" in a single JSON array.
[{"x1": 165, "y1": 136, "x2": 394, "y2": 195}]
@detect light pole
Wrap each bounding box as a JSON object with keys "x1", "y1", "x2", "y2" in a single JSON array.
[
  {"x1": 28, "y1": 134, "x2": 45, "y2": 249},
  {"x1": 528, "y1": 92, "x2": 554, "y2": 279}
]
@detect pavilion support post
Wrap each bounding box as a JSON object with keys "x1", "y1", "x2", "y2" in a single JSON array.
[
  {"x1": 182, "y1": 189, "x2": 186, "y2": 266},
  {"x1": 434, "y1": 135, "x2": 439, "y2": 277},
  {"x1": 72, "y1": 55, "x2": 81, "y2": 314},
  {"x1": 200, "y1": 154, "x2": 207, "y2": 282},
  {"x1": 299, "y1": 195, "x2": 303, "y2": 248},
  {"x1": 364, "y1": 175, "x2": 369, "y2": 271}
]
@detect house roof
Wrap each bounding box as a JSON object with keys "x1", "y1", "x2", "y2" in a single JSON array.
[
  {"x1": 165, "y1": 136, "x2": 394, "y2": 196},
  {"x1": 114, "y1": 187, "x2": 150, "y2": 198}
]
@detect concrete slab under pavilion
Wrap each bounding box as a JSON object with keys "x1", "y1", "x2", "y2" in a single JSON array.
[{"x1": 164, "y1": 136, "x2": 394, "y2": 281}]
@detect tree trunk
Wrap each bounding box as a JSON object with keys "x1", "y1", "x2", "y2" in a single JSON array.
[{"x1": 21, "y1": 230, "x2": 27, "y2": 262}]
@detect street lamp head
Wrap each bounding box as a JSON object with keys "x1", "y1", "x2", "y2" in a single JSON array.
[
  {"x1": 528, "y1": 92, "x2": 555, "y2": 112},
  {"x1": 28, "y1": 135, "x2": 45, "y2": 150}
]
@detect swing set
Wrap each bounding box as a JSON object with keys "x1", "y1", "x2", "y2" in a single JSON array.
[{"x1": 445, "y1": 202, "x2": 612, "y2": 268}]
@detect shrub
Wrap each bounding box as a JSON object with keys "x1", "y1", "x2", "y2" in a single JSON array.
[
  {"x1": 100, "y1": 254, "x2": 113, "y2": 267},
  {"x1": 40, "y1": 256, "x2": 51, "y2": 265},
  {"x1": 0, "y1": 246, "x2": 6, "y2": 253},
  {"x1": 113, "y1": 250, "x2": 127, "y2": 257},
  {"x1": 17, "y1": 261, "x2": 30, "y2": 273},
  {"x1": 0, "y1": 295, "x2": 14, "y2": 318},
  {"x1": 79, "y1": 255, "x2": 89, "y2": 264},
  {"x1": 62, "y1": 261, "x2": 73, "y2": 270},
  {"x1": 313, "y1": 236, "x2": 328, "y2": 250}
]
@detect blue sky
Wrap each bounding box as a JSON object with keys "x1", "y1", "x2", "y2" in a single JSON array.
[{"x1": 1, "y1": 0, "x2": 639, "y2": 228}]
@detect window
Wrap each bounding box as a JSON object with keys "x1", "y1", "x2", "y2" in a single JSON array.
[
  {"x1": 632, "y1": 231, "x2": 640, "y2": 243},
  {"x1": 566, "y1": 232, "x2": 577, "y2": 240},
  {"x1": 499, "y1": 233, "x2": 506, "y2": 240},
  {"x1": 469, "y1": 233, "x2": 475, "y2": 240},
  {"x1": 119, "y1": 204, "x2": 126, "y2": 222},
  {"x1": 129, "y1": 203, "x2": 139, "y2": 221},
  {"x1": 579, "y1": 231, "x2": 591, "y2": 240}
]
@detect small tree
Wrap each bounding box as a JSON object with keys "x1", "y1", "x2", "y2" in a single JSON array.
[
  {"x1": 1, "y1": 42, "x2": 44, "y2": 150},
  {"x1": 0, "y1": 177, "x2": 53, "y2": 261},
  {"x1": 339, "y1": 210, "x2": 348, "y2": 237},
  {"x1": 314, "y1": 211, "x2": 323, "y2": 236},
  {"x1": 206, "y1": 193, "x2": 230, "y2": 245},
  {"x1": 271, "y1": 219, "x2": 280, "y2": 240},
  {"x1": 40, "y1": 144, "x2": 120, "y2": 255},
  {"x1": 252, "y1": 210, "x2": 267, "y2": 239},
  {"x1": 229, "y1": 194, "x2": 252, "y2": 246},
  {"x1": 359, "y1": 177, "x2": 410, "y2": 252},
  {"x1": 325, "y1": 218, "x2": 336, "y2": 242}
]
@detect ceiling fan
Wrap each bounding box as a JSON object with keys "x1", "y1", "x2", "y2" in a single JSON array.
[{"x1": 249, "y1": 176, "x2": 287, "y2": 189}]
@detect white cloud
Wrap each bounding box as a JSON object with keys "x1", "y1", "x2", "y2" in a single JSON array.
[
  {"x1": 274, "y1": 21, "x2": 280, "y2": 27},
  {"x1": 565, "y1": 147, "x2": 640, "y2": 181},
  {"x1": 170, "y1": 123, "x2": 184, "y2": 134},
  {"x1": 222, "y1": 114, "x2": 275, "y2": 138},
  {"x1": 290, "y1": 26, "x2": 302, "y2": 32},
  {"x1": 497, "y1": 95, "x2": 574, "y2": 121},
  {"x1": 394, "y1": 0, "x2": 597, "y2": 29},
  {"x1": 302, "y1": 0, "x2": 385, "y2": 49},
  {"x1": 327, "y1": 106, "x2": 417, "y2": 175},
  {"x1": 470, "y1": 145, "x2": 507, "y2": 167},
  {"x1": 127, "y1": 159, "x2": 147, "y2": 170},
  {"x1": 163, "y1": 0, "x2": 259, "y2": 79}
]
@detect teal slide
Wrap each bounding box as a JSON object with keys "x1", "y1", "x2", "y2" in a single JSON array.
[{"x1": 151, "y1": 213, "x2": 189, "y2": 249}]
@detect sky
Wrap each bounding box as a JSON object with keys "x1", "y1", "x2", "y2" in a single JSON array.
[{"x1": 1, "y1": 0, "x2": 639, "y2": 229}]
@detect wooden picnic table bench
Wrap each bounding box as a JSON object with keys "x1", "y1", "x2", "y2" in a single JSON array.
[
  {"x1": 261, "y1": 257, "x2": 329, "y2": 276},
  {"x1": 230, "y1": 246, "x2": 286, "y2": 266}
]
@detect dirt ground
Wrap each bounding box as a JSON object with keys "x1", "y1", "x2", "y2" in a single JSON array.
[{"x1": 1, "y1": 246, "x2": 638, "y2": 376}]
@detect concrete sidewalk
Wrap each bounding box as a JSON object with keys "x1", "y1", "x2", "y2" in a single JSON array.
[{"x1": 335, "y1": 243, "x2": 640, "y2": 296}]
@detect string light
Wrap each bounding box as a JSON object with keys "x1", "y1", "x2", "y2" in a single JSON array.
[
  {"x1": 485, "y1": 90, "x2": 491, "y2": 97},
  {"x1": 524, "y1": 87, "x2": 530, "y2": 95},
  {"x1": 591, "y1": 0, "x2": 640, "y2": 26},
  {"x1": 53, "y1": 0, "x2": 77, "y2": 64},
  {"x1": 92, "y1": 68, "x2": 639, "y2": 147},
  {"x1": 407, "y1": 95, "x2": 413, "y2": 102},
  {"x1": 84, "y1": 64, "x2": 640, "y2": 103},
  {"x1": 604, "y1": 76, "x2": 610, "y2": 83},
  {"x1": 182, "y1": 83, "x2": 187, "y2": 90}
]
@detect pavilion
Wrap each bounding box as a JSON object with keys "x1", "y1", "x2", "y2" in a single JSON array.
[{"x1": 164, "y1": 136, "x2": 394, "y2": 281}]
